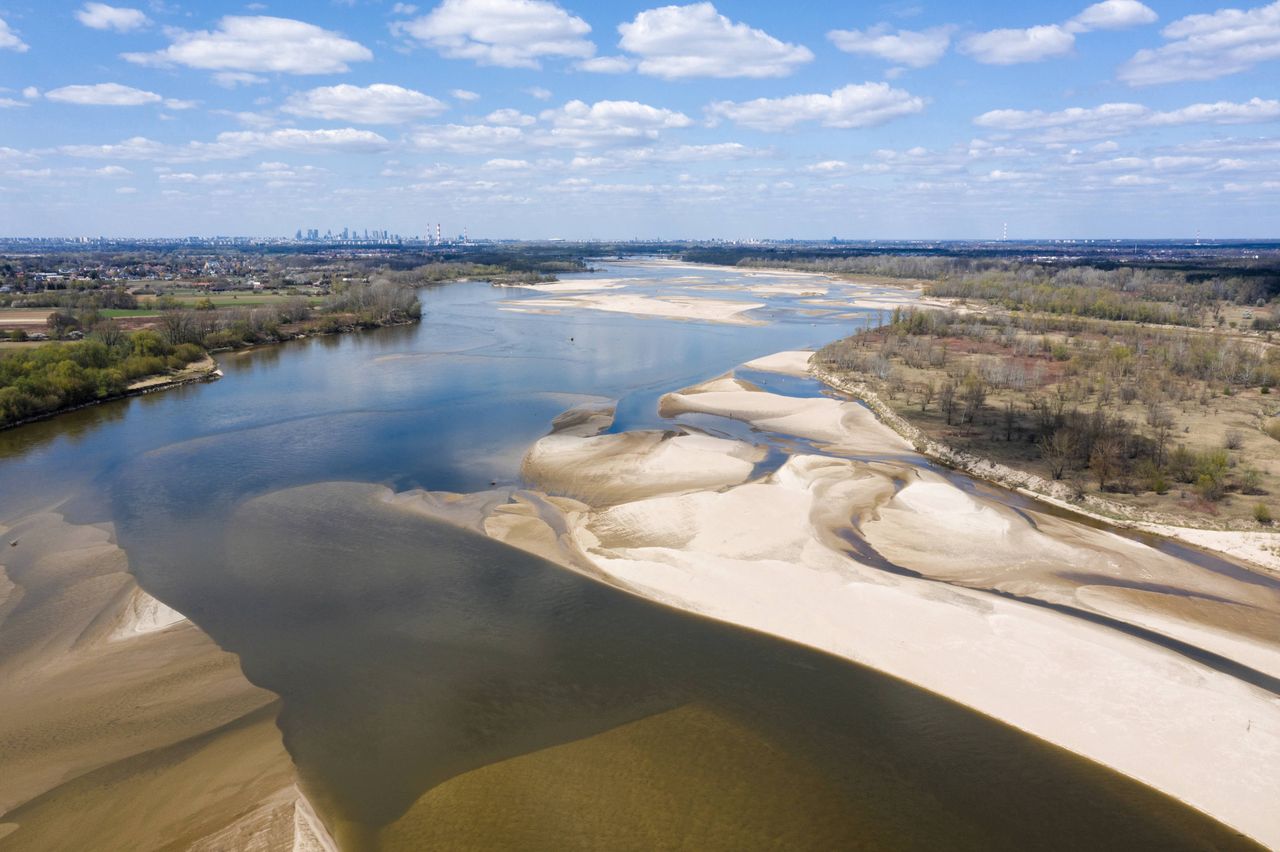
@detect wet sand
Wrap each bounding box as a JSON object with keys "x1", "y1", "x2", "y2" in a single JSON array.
[{"x1": 0, "y1": 512, "x2": 326, "y2": 850}]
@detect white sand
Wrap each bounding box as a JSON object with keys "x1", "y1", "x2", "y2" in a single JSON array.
[
  {"x1": 535, "y1": 454, "x2": 1280, "y2": 848},
  {"x1": 660, "y1": 375, "x2": 913, "y2": 456},
  {"x1": 486, "y1": 354, "x2": 1280, "y2": 847},
  {"x1": 740, "y1": 350, "x2": 815, "y2": 377},
  {"x1": 502, "y1": 293, "x2": 767, "y2": 325},
  {"x1": 108, "y1": 586, "x2": 188, "y2": 641},
  {"x1": 522, "y1": 427, "x2": 765, "y2": 506},
  {"x1": 507, "y1": 279, "x2": 630, "y2": 293}
]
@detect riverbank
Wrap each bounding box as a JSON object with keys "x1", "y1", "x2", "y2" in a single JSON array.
[
  {"x1": 0, "y1": 314, "x2": 420, "y2": 433},
  {"x1": 810, "y1": 359, "x2": 1280, "y2": 576}
]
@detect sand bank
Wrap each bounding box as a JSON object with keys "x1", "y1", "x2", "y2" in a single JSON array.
[
  {"x1": 0, "y1": 512, "x2": 329, "y2": 850},
  {"x1": 659, "y1": 374, "x2": 913, "y2": 456},
  {"x1": 741, "y1": 350, "x2": 815, "y2": 377},
  {"x1": 522, "y1": 403, "x2": 765, "y2": 505},
  {"x1": 505, "y1": 278, "x2": 630, "y2": 293},
  {"x1": 502, "y1": 292, "x2": 767, "y2": 325},
  {"x1": 480, "y1": 360, "x2": 1280, "y2": 847}
]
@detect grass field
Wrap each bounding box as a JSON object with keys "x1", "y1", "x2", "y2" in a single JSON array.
[{"x1": 100, "y1": 308, "x2": 161, "y2": 318}]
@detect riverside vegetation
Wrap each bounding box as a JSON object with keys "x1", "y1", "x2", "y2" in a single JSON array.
[
  {"x1": 679, "y1": 247, "x2": 1280, "y2": 529},
  {"x1": 816, "y1": 306, "x2": 1280, "y2": 528},
  {"x1": 0, "y1": 276, "x2": 420, "y2": 428}
]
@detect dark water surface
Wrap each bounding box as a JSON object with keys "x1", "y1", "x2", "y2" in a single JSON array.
[{"x1": 0, "y1": 264, "x2": 1262, "y2": 849}]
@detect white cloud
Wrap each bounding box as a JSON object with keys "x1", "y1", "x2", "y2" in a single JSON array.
[
  {"x1": 45, "y1": 83, "x2": 163, "y2": 106},
  {"x1": 958, "y1": 1, "x2": 1155, "y2": 66},
  {"x1": 164, "y1": 98, "x2": 198, "y2": 110},
  {"x1": 1068, "y1": 0, "x2": 1157, "y2": 31},
  {"x1": 0, "y1": 98, "x2": 26, "y2": 109},
  {"x1": 391, "y1": 2, "x2": 418, "y2": 13},
  {"x1": 960, "y1": 24, "x2": 1075, "y2": 64},
  {"x1": 124, "y1": 16, "x2": 372, "y2": 75},
  {"x1": 805, "y1": 160, "x2": 851, "y2": 173},
  {"x1": 538, "y1": 99, "x2": 693, "y2": 147},
  {"x1": 396, "y1": 0, "x2": 594, "y2": 69},
  {"x1": 0, "y1": 17, "x2": 28, "y2": 52},
  {"x1": 409, "y1": 124, "x2": 527, "y2": 153},
  {"x1": 975, "y1": 97, "x2": 1280, "y2": 140},
  {"x1": 213, "y1": 72, "x2": 268, "y2": 88},
  {"x1": 485, "y1": 108, "x2": 536, "y2": 126},
  {"x1": 215, "y1": 128, "x2": 391, "y2": 154},
  {"x1": 22, "y1": 86, "x2": 39, "y2": 99},
  {"x1": 827, "y1": 24, "x2": 953, "y2": 68},
  {"x1": 75, "y1": 3, "x2": 149, "y2": 32},
  {"x1": 282, "y1": 84, "x2": 447, "y2": 124},
  {"x1": 618, "y1": 3, "x2": 813, "y2": 79},
  {"x1": 59, "y1": 128, "x2": 390, "y2": 162},
  {"x1": 707, "y1": 83, "x2": 924, "y2": 131},
  {"x1": 451, "y1": 88, "x2": 479, "y2": 101},
  {"x1": 577, "y1": 55, "x2": 634, "y2": 73},
  {"x1": 482, "y1": 158, "x2": 531, "y2": 169},
  {"x1": 1119, "y1": 0, "x2": 1280, "y2": 85},
  {"x1": 525, "y1": 86, "x2": 553, "y2": 100}
]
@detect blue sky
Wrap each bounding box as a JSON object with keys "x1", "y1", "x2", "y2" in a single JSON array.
[{"x1": 1, "y1": 0, "x2": 1277, "y2": 238}]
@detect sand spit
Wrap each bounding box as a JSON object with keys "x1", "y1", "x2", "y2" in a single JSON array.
[
  {"x1": 476, "y1": 362, "x2": 1280, "y2": 847},
  {"x1": 0, "y1": 512, "x2": 327, "y2": 851},
  {"x1": 659, "y1": 374, "x2": 913, "y2": 456},
  {"x1": 741, "y1": 350, "x2": 816, "y2": 377},
  {"x1": 504, "y1": 278, "x2": 630, "y2": 293},
  {"x1": 502, "y1": 293, "x2": 767, "y2": 325}
]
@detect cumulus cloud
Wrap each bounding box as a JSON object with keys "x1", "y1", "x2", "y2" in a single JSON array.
[
  {"x1": 485, "y1": 108, "x2": 536, "y2": 125},
  {"x1": 975, "y1": 97, "x2": 1280, "y2": 140},
  {"x1": 409, "y1": 124, "x2": 527, "y2": 153},
  {"x1": 707, "y1": 82, "x2": 924, "y2": 131},
  {"x1": 124, "y1": 16, "x2": 372, "y2": 75},
  {"x1": 960, "y1": 24, "x2": 1075, "y2": 64},
  {"x1": 1068, "y1": 0, "x2": 1157, "y2": 31},
  {"x1": 45, "y1": 83, "x2": 163, "y2": 106},
  {"x1": 617, "y1": 3, "x2": 813, "y2": 79},
  {"x1": 0, "y1": 17, "x2": 28, "y2": 52},
  {"x1": 215, "y1": 128, "x2": 391, "y2": 153},
  {"x1": 75, "y1": 3, "x2": 149, "y2": 32},
  {"x1": 538, "y1": 99, "x2": 693, "y2": 147},
  {"x1": 451, "y1": 88, "x2": 480, "y2": 100},
  {"x1": 282, "y1": 84, "x2": 447, "y2": 124},
  {"x1": 827, "y1": 24, "x2": 953, "y2": 68},
  {"x1": 395, "y1": 0, "x2": 594, "y2": 68},
  {"x1": 1119, "y1": 0, "x2": 1280, "y2": 85},
  {"x1": 961, "y1": 0, "x2": 1154, "y2": 65}
]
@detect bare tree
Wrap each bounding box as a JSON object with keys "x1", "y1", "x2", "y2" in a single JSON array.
[{"x1": 1041, "y1": 429, "x2": 1076, "y2": 479}]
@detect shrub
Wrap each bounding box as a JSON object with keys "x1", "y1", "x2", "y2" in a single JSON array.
[{"x1": 1254, "y1": 502, "x2": 1272, "y2": 524}]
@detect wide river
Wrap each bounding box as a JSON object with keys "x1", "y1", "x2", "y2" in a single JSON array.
[{"x1": 0, "y1": 262, "x2": 1263, "y2": 850}]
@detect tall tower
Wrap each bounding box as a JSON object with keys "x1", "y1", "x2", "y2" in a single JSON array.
[
  {"x1": 1002, "y1": 222, "x2": 1008, "y2": 241},
  {"x1": 436, "y1": 223, "x2": 442, "y2": 244}
]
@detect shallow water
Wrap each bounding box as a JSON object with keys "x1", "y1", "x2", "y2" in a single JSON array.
[{"x1": 0, "y1": 262, "x2": 1264, "y2": 849}]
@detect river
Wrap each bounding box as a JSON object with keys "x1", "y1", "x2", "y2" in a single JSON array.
[{"x1": 0, "y1": 262, "x2": 1266, "y2": 850}]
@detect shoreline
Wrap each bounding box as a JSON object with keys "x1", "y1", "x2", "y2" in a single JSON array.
[
  {"x1": 810, "y1": 362, "x2": 1280, "y2": 576},
  {"x1": 0, "y1": 316, "x2": 419, "y2": 434}
]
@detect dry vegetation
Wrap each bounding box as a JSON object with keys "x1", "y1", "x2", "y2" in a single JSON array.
[{"x1": 817, "y1": 307, "x2": 1280, "y2": 527}]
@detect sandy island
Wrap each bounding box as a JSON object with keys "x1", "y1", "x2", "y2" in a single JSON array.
[{"x1": 448, "y1": 352, "x2": 1280, "y2": 848}]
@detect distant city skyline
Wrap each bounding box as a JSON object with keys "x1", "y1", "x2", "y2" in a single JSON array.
[{"x1": 1, "y1": 0, "x2": 1278, "y2": 238}]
